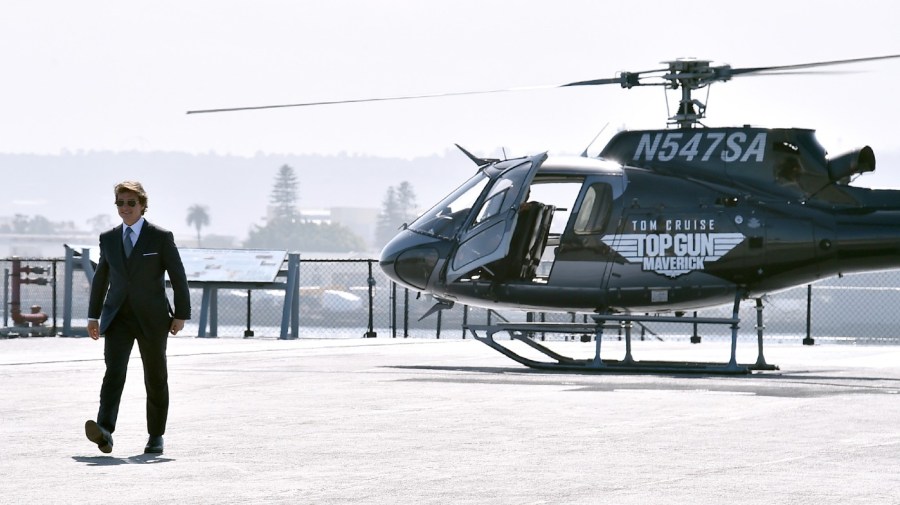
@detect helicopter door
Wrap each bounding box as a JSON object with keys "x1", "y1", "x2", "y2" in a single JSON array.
[
  {"x1": 445, "y1": 153, "x2": 547, "y2": 282},
  {"x1": 552, "y1": 181, "x2": 619, "y2": 286}
]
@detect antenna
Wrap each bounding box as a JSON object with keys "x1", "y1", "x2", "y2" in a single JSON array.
[{"x1": 580, "y1": 123, "x2": 609, "y2": 157}]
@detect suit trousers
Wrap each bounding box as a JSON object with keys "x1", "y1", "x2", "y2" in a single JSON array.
[{"x1": 97, "y1": 301, "x2": 169, "y2": 436}]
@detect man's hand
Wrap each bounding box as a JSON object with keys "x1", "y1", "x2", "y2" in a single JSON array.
[
  {"x1": 87, "y1": 320, "x2": 101, "y2": 340},
  {"x1": 169, "y1": 319, "x2": 186, "y2": 335}
]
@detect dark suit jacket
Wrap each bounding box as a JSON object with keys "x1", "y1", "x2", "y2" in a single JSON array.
[{"x1": 88, "y1": 220, "x2": 191, "y2": 337}]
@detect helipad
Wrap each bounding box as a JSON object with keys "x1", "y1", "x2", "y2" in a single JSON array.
[{"x1": 2, "y1": 336, "x2": 898, "y2": 504}]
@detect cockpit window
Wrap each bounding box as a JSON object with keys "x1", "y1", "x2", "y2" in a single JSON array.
[{"x1": 408, "y1": 173, "x2": 490, "y2": 239}]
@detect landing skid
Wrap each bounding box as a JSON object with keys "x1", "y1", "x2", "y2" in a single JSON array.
[{"x1": 465, "y1": 294, "x2": 779, "y2": 375}]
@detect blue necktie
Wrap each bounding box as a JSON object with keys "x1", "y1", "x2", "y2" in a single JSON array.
[{"x1": 124, "y1": 227, "x2": 134, "y2": 258}]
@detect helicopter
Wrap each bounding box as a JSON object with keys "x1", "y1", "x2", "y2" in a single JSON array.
[{"x1": 189, "y1": 55, "x2": 900, "y2": 373}]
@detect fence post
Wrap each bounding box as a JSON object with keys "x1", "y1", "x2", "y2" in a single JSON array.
[
  {"x1": 436, "y1": 310, "x2": 442, "y2": 339},
  {"x1": 3, "y1": 268, "x2": 8, "y2": 327},
  {"x1": 803, "y1": 284, "x2": 815, "y2": 345},
  {"x1": 291, "y1": 272, "x2": 299, "y2": 338},
  {"x1": 62, "y1": 249, "x2": 74, "y2": 336},
  {"x1": 244, "y1": 289, "x2": 254, "y2": 338},
  {"x1": 51, "y1": 260, "x2": 58, "y2": 335},
  {"x1": 391, "y1": 282, "x2": 397, "y2": 338},
  {"x1": 403, "y1": 288, "x2": 409, "y2": 338},
  {"x1": 690, "y1": 311, "x2": 701, "y2": 343},
  {"x1": 364, "y1": 260, "x2": 377, "y2": 338},
  {"x1": 279, "y1": 253, "x2": 300, "y2": 340},
  {"x1": 462, "y1": 305, "x2": 468, "y2": 339}
]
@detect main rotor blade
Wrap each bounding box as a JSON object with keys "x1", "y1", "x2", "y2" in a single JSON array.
[
  {"x1": 186, "y1": 55, "x2": 900, "y2": 114},
  {"x1": 730, "y1": 54, "x2": 900, "y2": 76},
  {"x1": 560, "y1": 76, "x2": 629, "y2": 87},
  {"x1": 561, "y1": 67, "x2": 670, "y2": 88},
  {"x1": 186, "y1": 84, "x2": 562, "y2": 114},
  {"x1": 736, "y1": 70, "x2": 858, "y2": 77}
]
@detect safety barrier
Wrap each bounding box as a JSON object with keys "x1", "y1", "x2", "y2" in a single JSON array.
[{"x1": 2, "y1": 255, "x2": 900, "y2": 344}]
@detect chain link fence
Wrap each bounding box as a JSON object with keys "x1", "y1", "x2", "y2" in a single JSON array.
[{"x1": 2, "y1": 256, "x2": 900, "y2": 344}]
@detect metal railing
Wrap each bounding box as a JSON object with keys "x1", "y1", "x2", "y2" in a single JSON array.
[{"x1": 2, "y1": 256, "x2": 900, "y2": 344}]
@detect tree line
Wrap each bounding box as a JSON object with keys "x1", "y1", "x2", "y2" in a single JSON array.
[
  {"x1": 3, "y1": 164, "x2": 423, "y2": 253},
  {"x1": 190, "y1": 164, "x2": 420, "y2": 252},
  {"x1": 0, "y1": 215, "x2": 80, "y2": 234}
]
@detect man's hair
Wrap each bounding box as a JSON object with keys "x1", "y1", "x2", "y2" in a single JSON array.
[{"x1": 114, "y1": 181, "x2": 149, "y2": 215}]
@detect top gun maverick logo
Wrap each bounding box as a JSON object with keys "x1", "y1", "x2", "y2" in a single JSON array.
[
  {"x1": 602, "y1": 218, "x2": 746, "y2": 278},
  {"x1": 599, "y1": 131, "x2": 758, "y2": 277}
]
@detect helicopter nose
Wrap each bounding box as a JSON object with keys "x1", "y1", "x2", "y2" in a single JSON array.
[{"x1": 379, "y1": 230, "x2": 443, "y2": 291}]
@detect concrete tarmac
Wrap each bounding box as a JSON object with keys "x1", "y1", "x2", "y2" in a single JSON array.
[{"x1": 1, "y1": 335, "x2": 899, "y2": 504}]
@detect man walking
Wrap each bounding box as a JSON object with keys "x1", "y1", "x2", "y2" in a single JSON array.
[{"x1": 85, "y1": 181, "x2": 191, "y2": 455}]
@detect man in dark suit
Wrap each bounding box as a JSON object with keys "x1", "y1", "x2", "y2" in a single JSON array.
[{"x1": 85, "y1": 181, "x2": 191, "y2": 455}]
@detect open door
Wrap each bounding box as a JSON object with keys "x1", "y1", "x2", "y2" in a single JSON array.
[{"x1": 445, "y1": 153, "x2": 547, "y2": 282}]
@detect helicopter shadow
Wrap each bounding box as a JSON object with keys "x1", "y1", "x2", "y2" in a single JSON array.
[
  {"x1": 390, "y1": 364, "x2": 534, "y2": 376},
  {"x1": 72, "y1": 454, "x2": 175, "y2": 466},
  {"x1": 391, "y1": 364, "x2": 900, "y2": 381},
  {"x1": 388, "y1": 364, "x2": 900, "y2": 397}
]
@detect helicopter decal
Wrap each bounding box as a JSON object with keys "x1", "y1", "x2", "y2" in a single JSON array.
[
  {"x1": 602, "y1": 230, "x2": 746, "y2": 278},
  {"x1": 633, "y1": 131, "x2": 767, "y2": 163}
]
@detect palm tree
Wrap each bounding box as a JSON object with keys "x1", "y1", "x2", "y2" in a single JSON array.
[{"x1": 186, "y1": 204, "x2": 210, "y2": 247}]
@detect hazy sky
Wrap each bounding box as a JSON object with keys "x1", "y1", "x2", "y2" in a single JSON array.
[
  {"x1": 1, "y1": 1, "x2": 900, "y2": 245},
  {"x1": 3, "y1": 0, "x2": 899, "y2": 159}
]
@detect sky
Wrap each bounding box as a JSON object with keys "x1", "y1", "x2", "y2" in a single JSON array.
[
  {"x1": 3, "y1": 0, "x2": 899, "y2": 158},
  {"x1": 1, "y1": 0, "x2": 900, "y2": 242}
]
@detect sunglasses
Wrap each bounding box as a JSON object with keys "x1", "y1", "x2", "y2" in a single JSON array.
[{"x1": 115, "y1": 199, "x2": 139, "y2": 208}]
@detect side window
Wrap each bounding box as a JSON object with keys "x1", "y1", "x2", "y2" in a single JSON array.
[
  {"x1": 573, "y1": 183, "x2": 612, "y2": 234},
  {"x1": 471, "y1": 178, "x2": 513, "y2": 226}
]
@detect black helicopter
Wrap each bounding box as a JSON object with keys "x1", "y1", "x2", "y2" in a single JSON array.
[{"x1": 190, "y1": 55, "x2": 900, "y2": 373}]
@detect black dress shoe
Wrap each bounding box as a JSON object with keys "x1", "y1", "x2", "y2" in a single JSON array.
[
  {"x1": 84, "y1": 420, "x2": 113, "y2": 454},
  {"x1": 144, "y1": 435, "x2": 164, "y2": 454}
]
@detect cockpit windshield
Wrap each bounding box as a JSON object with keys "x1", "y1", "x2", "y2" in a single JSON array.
[{"x1": 408, "y1": 172, "x2": 490, "y2": 239}]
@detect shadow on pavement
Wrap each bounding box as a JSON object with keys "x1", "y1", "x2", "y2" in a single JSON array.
[{"x1": 72, "y1": 454, "x2": 175, "y2": 466}]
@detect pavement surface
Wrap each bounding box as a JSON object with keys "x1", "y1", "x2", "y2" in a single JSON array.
[{"x1": 1, "y1": 334, "x2": 899, "y2": 505}]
